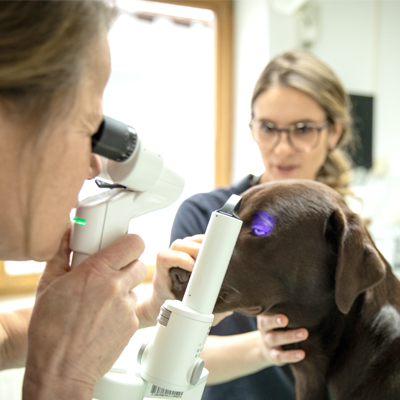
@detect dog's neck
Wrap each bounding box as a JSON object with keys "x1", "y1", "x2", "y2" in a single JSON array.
[{"x1": 288, "y1": 269, "x2": 400, "y2": 400}]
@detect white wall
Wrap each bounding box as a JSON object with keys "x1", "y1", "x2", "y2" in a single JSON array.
[
  {"x1": 231, "y1": 0, "x2": 270, "y2": 181},
  {"x1": 304, "y1": 1, "x2": 378, "y2": 95},
  {"x1": 375, "y1": 0, "x2": 400, "y2": 173}
]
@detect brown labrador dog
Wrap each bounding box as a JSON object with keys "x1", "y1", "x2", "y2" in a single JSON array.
[{"x1": 170, "y1": 180, "x2": 400, "y2": 400}]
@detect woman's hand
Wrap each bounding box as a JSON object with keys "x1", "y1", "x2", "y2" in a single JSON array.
[
  {"x1": 257, "y1": 314, "x2": 308, "y2": 365},
  {"x1": 23, "y1": 228, "x2": 147, "y2": 400},
  {"x1": 137, "y1": 235, "x2": 232, "y2": 327},
  {"x1": 136, "y1": 235, "x2": 203, "y2": 328},
  {"x1": 202, "y1": 315, "x2": 308, "y2": 385}
]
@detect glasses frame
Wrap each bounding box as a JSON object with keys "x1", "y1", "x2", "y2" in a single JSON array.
[{"x1": 249, "y1": 120, "x2": 331, "y2": 153}]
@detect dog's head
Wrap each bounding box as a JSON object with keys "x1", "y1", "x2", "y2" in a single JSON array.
[{"x1": 171, "y1": 180, "x2": 386, "y2": 327}]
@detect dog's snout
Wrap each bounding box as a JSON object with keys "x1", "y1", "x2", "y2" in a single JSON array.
[
  {"x1": 170, "y1": 267, "x2": 191, "y2": 284},
  {"x1": 170, "y1": 267, "x2": 191, "y2": 301}
]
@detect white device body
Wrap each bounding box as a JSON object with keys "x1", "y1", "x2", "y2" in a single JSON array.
[
  {"x1": 70, "y1": 138, "x2": 184, "y2": 267},
  {"x1": 182, "y1": 210, "x2": 243, "y2": 314}
]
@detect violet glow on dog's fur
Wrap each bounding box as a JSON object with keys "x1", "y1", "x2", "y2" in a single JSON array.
[
  {"x1": 170, "y1": 180, "x2": 400, "y2": 400},
  {"x1": 251, "y1": 211, "x2": 276, "y2": 236}
]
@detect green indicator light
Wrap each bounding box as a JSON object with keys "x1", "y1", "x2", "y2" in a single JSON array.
[{"x1": 72, "y1": 217, "x2": 86, "y2": 226}]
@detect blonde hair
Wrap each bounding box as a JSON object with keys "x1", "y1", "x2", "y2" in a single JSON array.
[
  {"x1": 0, "y1": 0, "x2": 117, "y2": 121},
  {"x1": 251, "y1": 49, "x2": 355, "y2": 196}
]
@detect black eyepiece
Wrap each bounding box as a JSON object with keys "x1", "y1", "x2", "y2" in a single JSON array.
[{"x1": 91, "y1": 116, "x2": 138, "y2": 162}]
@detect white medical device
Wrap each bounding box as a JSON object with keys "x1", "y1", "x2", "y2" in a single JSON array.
[
  {"x1": 69, "y1": 116, "x2": 243, "y2": 399},
  {"x1": 70, "y1": 116, "x2": 185, "y2": 267}
]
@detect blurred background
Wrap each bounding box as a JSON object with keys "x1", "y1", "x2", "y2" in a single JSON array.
[{"x1": 1, "y1": 0, "x2": 400, "y2": 397}]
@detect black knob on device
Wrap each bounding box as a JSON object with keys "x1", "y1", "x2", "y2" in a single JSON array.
[{"x1": 91, "y1": 116, "x2": 138, "y2": 162}]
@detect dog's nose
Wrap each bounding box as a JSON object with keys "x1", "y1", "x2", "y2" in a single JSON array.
[
  {"x1": 170, "y1": 267, "x2": 191, "y2": 284},
  {"x1": 170, "y1": 267, "x2": 191, "y2": 300}
]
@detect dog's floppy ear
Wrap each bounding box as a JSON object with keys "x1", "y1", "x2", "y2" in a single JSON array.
[{"x1": 325, "y1": 208, "x2": 386, "y2": 314}]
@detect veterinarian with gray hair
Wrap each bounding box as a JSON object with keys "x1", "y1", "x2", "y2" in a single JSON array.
[
  {"x1": 159, "y1": 49, "x2": 356, "y2": 399},
  {"x1": 0, "y1": 2, "x2": 203, "y2": 398}
]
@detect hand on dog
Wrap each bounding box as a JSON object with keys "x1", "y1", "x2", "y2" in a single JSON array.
[
  {"x1": 24, "y1": 228, "x2": 147, "y2": 398},
  {"x1": 139, "y1": 235, "x2": 231, "y2": 327},
  {"x1": 257, "y1": 314, "x2": 308, "y2": 365}
]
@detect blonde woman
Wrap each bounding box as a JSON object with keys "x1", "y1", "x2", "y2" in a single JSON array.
[{"x1": 158, "y1": 49, "x2": 355, "y2": 400}]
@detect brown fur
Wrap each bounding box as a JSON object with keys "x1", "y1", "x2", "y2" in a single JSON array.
[{"x1": 170, "y1": 180, "x2": 400, "y2": 400}]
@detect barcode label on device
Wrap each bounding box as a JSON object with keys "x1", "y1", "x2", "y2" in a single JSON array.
[{"x1": 149, "y1": 384, "x2": 184, "y2": 398}]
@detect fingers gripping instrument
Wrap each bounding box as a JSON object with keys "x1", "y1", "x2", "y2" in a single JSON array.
[
  {"x1": 94, "y1": 194, "x2": 243, "y2": 400},
  {"x1": 69, "y1": 116, "x2": 184, "y2": 268}
]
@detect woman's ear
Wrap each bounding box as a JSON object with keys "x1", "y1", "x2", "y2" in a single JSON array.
[{"x1": 328, "y1": 122, "x2": 344, "y2": 150}]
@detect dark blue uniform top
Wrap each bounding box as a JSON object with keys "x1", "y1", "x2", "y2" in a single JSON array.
[{"x1": 170, "y1": 175, "x2": 295, "y2": 400}]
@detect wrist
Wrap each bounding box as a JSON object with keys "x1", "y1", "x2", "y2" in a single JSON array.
[{"x1": 23, "y1": 367, "x2": 94, "y2": 400}]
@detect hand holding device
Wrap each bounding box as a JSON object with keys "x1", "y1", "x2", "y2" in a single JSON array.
[{"x1": 24, "y1": 227, "x2": 147, "y2": 399}]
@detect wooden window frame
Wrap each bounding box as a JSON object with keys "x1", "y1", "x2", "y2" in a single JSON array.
[
  {"x1": 0, "y1": 0, "x2": 233, "y2": 295},
  {"x1": 0, "y1": 262, "x2": 41, "y2": 295}
]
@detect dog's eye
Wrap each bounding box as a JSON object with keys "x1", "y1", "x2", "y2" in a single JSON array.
[
  {"x1": 250, "y1": 211, "x2": 276, "y2": 236},
  {"x1": 252, "y1": 227, "x2": 269, "y2": 236}
]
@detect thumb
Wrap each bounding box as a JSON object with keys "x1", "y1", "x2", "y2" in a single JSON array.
[{"x1": 38, "y1": 227, "x2": 72, "y2": 291}]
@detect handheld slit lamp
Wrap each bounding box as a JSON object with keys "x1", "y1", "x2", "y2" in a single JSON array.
[{"x1": 69, "y1": 116, "x2": 242, "y2": 399}]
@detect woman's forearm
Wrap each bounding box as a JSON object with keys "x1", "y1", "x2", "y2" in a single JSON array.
[
  {"x1": 0, "y1": 307, "x2": 32, "y2": 370},
  {"x1": 202, "y1": 332, "x2": 272, "y2": 385}
]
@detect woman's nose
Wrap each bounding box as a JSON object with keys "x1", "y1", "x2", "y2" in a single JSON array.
[
  {"x1": 272, "y1": 132, "x2": 293, "y2": 154},
  {"x1": 87, "y1": 154, "x2": 102, "y2": 179}
]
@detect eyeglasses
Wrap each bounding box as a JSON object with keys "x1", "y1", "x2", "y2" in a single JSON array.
[{"x1": 249, "y1": 120, "x2": 330, "y2": 152}]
